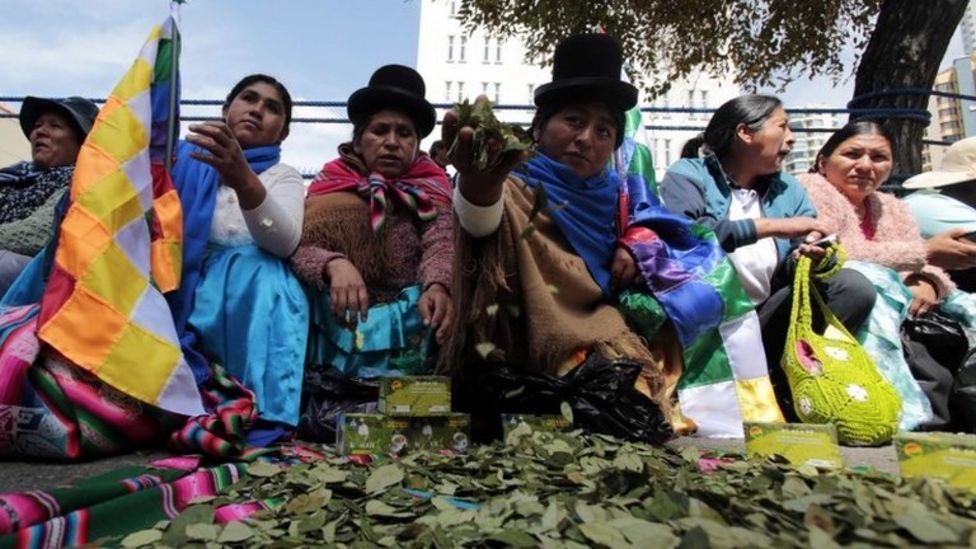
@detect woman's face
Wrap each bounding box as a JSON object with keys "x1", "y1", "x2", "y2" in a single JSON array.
[
  {"x1": 30, "y1": 111, "x2": 82, "y2": 169},
  {"x1": 355, "y1": 110, "x2": 419, "y2": 178},
  {"x1": 818, "y1": 133, "x2": 893, "y2": 206},
  {"x1": 222, "y1": 81, "x2": 289, "y2": 148},
  {"x1": 534, "y1": 102, "x2": 617, "y2": 179},
  {"x1": 738, "y1": 107, "x2": 794, "y2": 175}
]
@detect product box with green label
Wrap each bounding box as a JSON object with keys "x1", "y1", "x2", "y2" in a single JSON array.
[
  {"x1": 743, "y1": 422, "x2": 843, "y2": 469},
  {"x1": 337, "y1": 412, "x2": 470, "y2": 456},
  {"x1": 337, "y1": 413, "x2": 412, "y2": 456},
  {"x1": 410, "y1": 413, "x2": 471, "y2": 453},
  {"x1": 895, "y1": 432, "x2": 976, "y2": 489},
  {"x1": 378, "y1": 376, "x2": 451, "y2": 416},
  {"x1": 501, "y1": 414, "x2": 573, "y2": 437}
]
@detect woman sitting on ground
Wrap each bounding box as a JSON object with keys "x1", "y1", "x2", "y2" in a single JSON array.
[
  {"x1": 169, "y1": 73, "x2": 307, "y2": 438},
  {"x1": 0, "y1": 97, "x2": 99, "y2": 295},
  {"x1": 290, "y1": 65, "x2": 453, "y2": 442},
  {"x1": 797, "y1": 120, "x2": 954, "y2": 429},
  {"x1": 444, "y1": 34, "x2": 787, "y2": 441},
  {"x1": 659, "y1": 95, "x2": 877, "y2": 416}
]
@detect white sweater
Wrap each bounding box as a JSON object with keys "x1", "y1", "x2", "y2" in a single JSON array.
[{"x1": 209, "y1": 163, "x2": 305, "y2": 258}]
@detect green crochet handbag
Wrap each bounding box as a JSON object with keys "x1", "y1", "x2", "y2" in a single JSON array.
[{"x1": 782, "y1": 245, "x2": 901, "y2": 446}]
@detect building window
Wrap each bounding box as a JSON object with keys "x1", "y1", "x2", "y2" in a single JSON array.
[
  {"x1": 664, "y1": 139, "x2": 672, "y2": 167},
  {"x1": 459, "y1": 36, "x2": 467, "y2": 63},
  {"x1": 494, "y1": 82, "x2": 501, "y2": 103},
  {"x1": 445, "y1": 81, "x2": 453, "y2": 102},
  {"x1": 700, "y1": 90, "x2": 708, "y2": 109},
  {"x1": 447, "y1": 35, "x2": 455, "y2": 62},
  {"x1": 457, "y1": 81, "x2": 465, "y2": 101},
  {"x1": 495, "y1": 41, "x2": 503, "y2": 63},
  {"x1": 449, "y1": 1, "x2": 456, "y2": 16},
  {"x1": 527, "y1": 83, "x2": 535, "y2": 102},
  {"x1": 483, "y1": 37, "x2": 490, "y2": 63}
]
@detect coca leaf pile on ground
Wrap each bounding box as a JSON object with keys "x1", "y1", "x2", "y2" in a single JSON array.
[{"x1": 123, "y1": 429, "x2": 976, "y2": 548}]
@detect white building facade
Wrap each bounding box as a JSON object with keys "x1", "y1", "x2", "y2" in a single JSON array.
[
  {"x1": 415, "y1": 0, "x2": 740, "y2": 181},
  {"x1": 782, "y1": 110, "x2": 846, "y2": 176}
]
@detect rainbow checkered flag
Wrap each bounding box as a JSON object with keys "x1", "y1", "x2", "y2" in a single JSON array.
[
  {"x1": 616, "y1": 106, "x2": 658, "y2": 196},
  {"x1": 614, "y1": 98, "x2": 783, "y2": 437},
  {"x1": 36, "y1": 16, "x2": 204, "y2": 416}
]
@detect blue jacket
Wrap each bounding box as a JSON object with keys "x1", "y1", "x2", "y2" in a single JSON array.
[{"x1": 659, "y1": 155, "x2": 818, "y2": 263}]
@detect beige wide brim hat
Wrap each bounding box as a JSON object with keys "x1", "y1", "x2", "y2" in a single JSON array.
[{"x1": 904, "y1": 136, "x2": 976, "y2": 189}]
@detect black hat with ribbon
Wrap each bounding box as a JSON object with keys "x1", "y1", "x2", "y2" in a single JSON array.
[
  {"x1": 347, "y1": 64, "x2": 436, "y2": 138},
  {"x1": 534, "y1": 34, "x2": 638, "y2": 113}
]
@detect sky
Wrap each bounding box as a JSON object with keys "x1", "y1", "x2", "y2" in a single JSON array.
[
  {"x1": 0, "y1": 0, "x2": 967, "y2": 172},
  {"x1": 0, "y1": 0, "x2": 422, "y2": 174}
]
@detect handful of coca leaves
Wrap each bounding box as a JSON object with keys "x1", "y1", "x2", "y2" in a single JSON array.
[{"x1": 452, "y1": 96, "x2": 532, "y2": 171}]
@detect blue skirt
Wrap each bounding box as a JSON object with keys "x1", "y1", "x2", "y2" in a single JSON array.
[
  {"x1": 188, "y1": 244, "x2": 308, "y2": 426},
  {"x1": 306, "y1": 284, "x2": 431, "y2": 378}
]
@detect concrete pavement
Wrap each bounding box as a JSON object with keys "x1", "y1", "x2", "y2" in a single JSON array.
[{"x1": 0, "y1": 437, "x2": 901, "y2": 494}]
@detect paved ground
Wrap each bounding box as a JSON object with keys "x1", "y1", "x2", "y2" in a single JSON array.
[
  {"x1": 667, "y1": 437, "x2": 900, "y2": 475},
  {"x1": 0, "y1": 438, "x2": 900, "y2": 495}
]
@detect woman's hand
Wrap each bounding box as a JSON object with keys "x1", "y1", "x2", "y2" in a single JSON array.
[
  {"x1": 186, "y1": 122, "x2": 251, "y2": 186},
  {"x1": 759, "y1": 217, "x2": 833, "y2": 263},
  {"x1": 187, "y1": 122, "x2": 267, "y2": 209},
  {"x1": 419, "y1": 283, "x2": 454, "y2": 344},
  {"x1": 610, "y1": 246, "x2": 640, "y2": 291},
  {"x1": 905, "y1": 274, "x2": 939, "y2": 318},
  {"x1": 442, "y1": 100, "x2": 528, "y2": 207},
  {"x1": 755, "y1": 217, "x2": 832, "y2": 241},
  {"x1": 325, "y1": 258, "x2": 369, "y2": 328},
  {"x1": 925, "y1": 228, "x2": 976, "y2": 270}
]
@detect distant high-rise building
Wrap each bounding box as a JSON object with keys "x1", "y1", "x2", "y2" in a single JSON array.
[
  {"x1": 415, "y1": 0, "x2": 740, "y2": 180},
  {"x1": 783, "y1": 110, "x2": 846, "y2": 176},
  {"x1": 924, "y1": 52, "x2": 976, "y2": 170},
  {"x1": 961, "y1": 0, "x2": 976, "y2": 54}
]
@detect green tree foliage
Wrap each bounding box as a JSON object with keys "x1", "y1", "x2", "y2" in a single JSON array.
[
  {"x1": 456, "y1": 0, "x2": 883, "y2": 96},
  {"x1": 455, "y1": 0, "x2": 968, "y2": 173}
]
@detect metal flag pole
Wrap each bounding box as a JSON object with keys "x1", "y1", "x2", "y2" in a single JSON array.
[{"x1": 164, "y1": 0, "x2": 183, "y2": 174}]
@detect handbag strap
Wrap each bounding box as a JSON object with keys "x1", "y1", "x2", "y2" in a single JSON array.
[
  {"x1": 786, "y1": 253, "x2": 812, "y2": 345},
  {"x1": 811, "y1": 244, "x2": 846, "y2": 281},
  {"x1": 808, "y1": 245, "x2": 859, "y2": 342},
  {"x1": 785, "y1": 243, "x2": 848, "y2": 344}
]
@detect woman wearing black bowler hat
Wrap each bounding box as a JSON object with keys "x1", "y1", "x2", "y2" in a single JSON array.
[
  {"x1": 292, "y1": 65, "x2": 454, "y2": 441},
  {"x1": 442, "y1": 33, "x2": 694, "y2": 440}
]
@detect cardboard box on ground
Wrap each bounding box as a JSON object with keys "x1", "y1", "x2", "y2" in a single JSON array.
[
  {"x1": 338, "y1": 413, "x2": 471, "y2": 456},
  {"x1": 339, "y1": 377, "x2": 578, "y2": 456}
]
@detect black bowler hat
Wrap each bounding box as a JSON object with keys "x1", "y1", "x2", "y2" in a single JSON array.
[
  {"x1": 19, "y1": 96, "x2": 100, "y2": 140},
  {"x1": 534, "y1": 34, "x2": 638, "y2": 112},
  {"x1": 347, "y1": 65, "x2": 436, "y2": 138}
]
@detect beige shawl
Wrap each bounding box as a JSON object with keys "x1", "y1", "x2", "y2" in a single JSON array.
[{"x1": 447, "y1": 177, "x2": 684, "y2": 422}]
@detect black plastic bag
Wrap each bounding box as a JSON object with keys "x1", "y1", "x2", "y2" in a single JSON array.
[
  {"x1": 455, "y1": 352, "x2": 674, "y2": 444},
  {"x1": 902, "y1": 311, "x2": 976, "y2": 433},
  {"x1": 297, "y1": 369, "x2": 379, "y2": 443}
]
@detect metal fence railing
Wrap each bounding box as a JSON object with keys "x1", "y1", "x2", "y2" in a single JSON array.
[{"x1": 1, "y1": 95, "x2": 964, "y2": 178}]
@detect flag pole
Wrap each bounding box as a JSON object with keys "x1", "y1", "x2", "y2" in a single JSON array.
[{"x1": 164, "y1": 1, "x2": 182, "y2": 174}]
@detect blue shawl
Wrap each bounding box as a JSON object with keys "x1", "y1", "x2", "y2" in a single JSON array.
[
  {"x1": 515, "y1": 153, "x2": 620, "y2": 295},
  {"x1": 167, "y1": 141, "x2": 282, "y2": 382}
]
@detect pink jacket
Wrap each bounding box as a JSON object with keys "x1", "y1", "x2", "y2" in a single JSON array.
[{"x1": 798, "y1": 173, "x2": 955, "y2": 300}]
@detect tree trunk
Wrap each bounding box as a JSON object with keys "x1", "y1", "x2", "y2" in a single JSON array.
[{"x1": 852, "y1": 0, "x2": 967, "y2": 180}]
